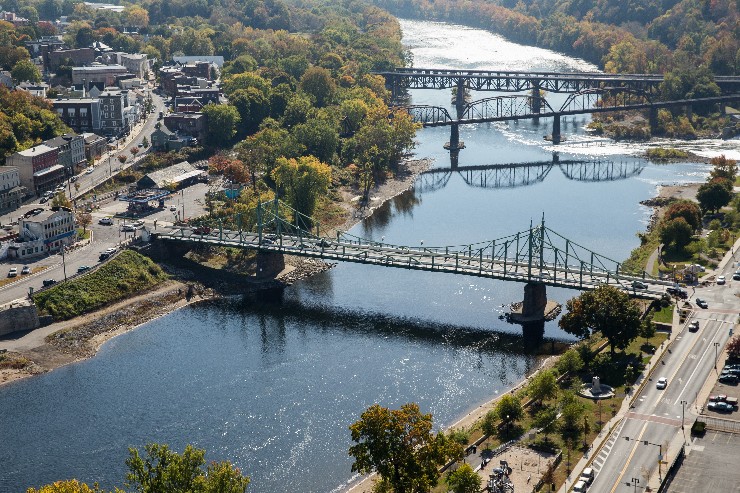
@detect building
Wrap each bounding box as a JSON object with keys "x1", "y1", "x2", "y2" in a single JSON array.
[
  {"x1": 48, "y1": 48, "x2": 95, "y2": 72},
  {"x1": 0, "y1": 11, "x2": 29, "y2": 26},
  {"x1": 0, "y1": 166, "x2": 25, "y2": 214},
  {"x1": 137, "y1": 161, "x2": 205, "y2": 190},
  {"x1": 16, "y1": 81, "x2": 49, "y2": 98},
  {"x1": 150, "y1": 124, "x2": 197, "y2": 152},
  {"x1": 44, "y1": 134, "x2": 86, "y2": 176},
  {"x1": 6, "y1": 144, "x2": 63, "y2": 196},
  {"x1": 99, "y1": 90, "x2": 128, "y2": 138},
  {"x1": 83, "y1": 133, "x2": 107, "y2": 162},
  {"x1": 163, "y1": 112, "x2": 207, "y2": 142},
  {"x1": 7, "y1": 207, "x2": 76, "y2": 259},
  {"x1": 117, "y1": 53, "x2": 150, "y2": 79},
  {"x1": 53, "y1": 98, "x2": 101, "y2": 133},
  {"x1": 72, "y1": 63, "x2": 128, "y2": 87}
]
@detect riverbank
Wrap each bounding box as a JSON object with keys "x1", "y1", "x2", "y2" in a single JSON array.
[{"x1": 0, "y1": 158, "x2": 434, "y2": 389}]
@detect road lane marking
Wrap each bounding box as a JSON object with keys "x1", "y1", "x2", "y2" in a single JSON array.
[
  {"x1": 609, "y1": 421, "x2": 649, "y2": 493},
  {"x1": 673, "y1": 321, "x2": 726, "y2": 405}
]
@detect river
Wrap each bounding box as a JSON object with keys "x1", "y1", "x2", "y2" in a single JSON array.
[{"x1": 1, "y1": 18, "x2": 737, "y2": 493}]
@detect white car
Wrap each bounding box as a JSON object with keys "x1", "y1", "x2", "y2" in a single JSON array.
[
  {"x1": 7, "y1": 267, "x2": 17, "y2": 277},
  {"x1": 120, "y1": 224, "x2": 136, "y2": 232},
  {"x1": 717, "y1": 275, "x2": 726, "y2": 285},
  {"x1": 656, "y1": 377, "x2": 668, "y2": 389},
  {"x1": 85, "y1": 167, "x2": 94, "y2": 174},
  {"x1": 98, "y1": 217, "x2": 113, "y2": 225}
]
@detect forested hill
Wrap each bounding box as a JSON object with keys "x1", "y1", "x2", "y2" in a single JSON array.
[{"x1": 372, "y1": 0, "x2": 739, "y2": 75}]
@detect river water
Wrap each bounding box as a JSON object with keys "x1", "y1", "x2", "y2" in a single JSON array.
[{"x1": 1, "y1": 18, "x2": 737, "y2": 493}]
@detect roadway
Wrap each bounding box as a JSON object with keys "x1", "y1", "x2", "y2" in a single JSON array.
[{"x1": 580, "y1": 250, "x2": 740, "y2": 493}]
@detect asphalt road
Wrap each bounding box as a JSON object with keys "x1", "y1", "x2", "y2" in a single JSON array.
[{"x1": 587, "y1": 256, "x2": 740, "y2": 493}]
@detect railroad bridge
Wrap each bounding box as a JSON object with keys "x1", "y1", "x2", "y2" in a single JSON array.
[
  {"x1": 154, "y1": 198, "x2": 673, "y2": 322},
  {"x1": 375, "y1": 68, "x2": 740, "y2": 145}
]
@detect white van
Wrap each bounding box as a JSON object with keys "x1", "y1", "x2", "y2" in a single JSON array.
[
  {"x1": 579, "y1": 467, "x2": 594, "y2": 485},
  {"x1": 573, "y1": 480, "x2": 588, "y2": 493}
]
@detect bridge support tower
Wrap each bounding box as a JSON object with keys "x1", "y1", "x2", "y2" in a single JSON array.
[
  {"x1": 531, "y1": 80, "x2": 542, "y2": 123},
  {"x1": 256, "y1": 251, "x2": 285, "y2": 279},
  {"x1": 547, "y1": 113, "x2": 562, "y2": 144}
]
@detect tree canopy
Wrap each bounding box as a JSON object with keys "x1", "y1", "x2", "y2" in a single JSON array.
[
  {"x1": 559, "y1": 285, "x2": 642, "y2": 355},
  {"x1": 348, "y1": 403, "x2": 462, "y2": 493}
]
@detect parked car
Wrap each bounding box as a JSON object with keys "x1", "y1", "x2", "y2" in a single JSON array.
[
  {"x1": 99, "y1": 252, "x2": 111, "y2": 261},
  {"x1": 717, "y1": 275, "x2": 726, "y2": 285},
  {"x1": 666, "y1": 286, "x2": 687, "y2": 298},
  {"x1": 85, "y1": 167, "x2": 94, "y2": 174},
  {"x1": 42, "y1": 279, "x2": 56, "y2": 287},
  {"x1": 734, "y1": 271, "x2": 740, "y2": 281},
  {"x1": 132, "y1": 220, "x2": 145, "y2": 228},
  {"x1": 98, "y1": 217, "x2": 114, "y2": 225},
  {"x1": 656, "y1": 377, "x2": 668, "y2": 389},
  {"x1": 725, "y1": 397, "x2": 739, "y2": 407},
  {"x1": 77, "y1": 265, "x2": 91, "y2": 273},
  {"x1": 695, "y1": 298, "x2": 708, "y2": 309},
  {"x1": 719, "y1": 374, "x2": 739, "y2": 384},
  {"x1": 39, "y1": 196, "x2": 49, "y2": 204},
  {"x1": 170, "y1": 205, "x2": 177, "y2": 211},
  {"x1": 709, "y1": 395, "x2": 727, "y2": 402},
  {"x1": 21, "y1": 265, "x2": 30, "y2": 275},
  {"x1": 120, "y1": 224, "x2": 136, "y2": 232},
  {"x1": 708, "y1": 401, "x2": 735, "y2": 412},
  {"x1": 70, "y1": 175, "x2": 78, "y2": 183},
  {"x1": 688, "y1": 320, "x2": 700, "y2": 332},
  {"x1": 7, "y1": 267, "x2": 17, "y2": 277}
]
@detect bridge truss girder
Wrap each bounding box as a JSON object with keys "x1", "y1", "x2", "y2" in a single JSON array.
[{"x1": 463, "y1": 95, "x2": 555, "y2": 120}]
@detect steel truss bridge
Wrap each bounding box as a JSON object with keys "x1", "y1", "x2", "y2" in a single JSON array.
[
  {"x1": 414, "y1": 159, "x2": 645, "y2": 193},
  {"x1": 155, "y1": 199, "x2": 672, "y2": 299},
  {"x1": 377, "y1": 68, "x2": 740, "y2": 97},
  {"x1": 401, "y1": 91, "x2": 740, "y2": 127}
]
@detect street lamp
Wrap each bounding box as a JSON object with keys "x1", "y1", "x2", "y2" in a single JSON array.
[
  {"x1": 680, "y1": 400, "x2": 687, "y2": 431},
  {"x1": 631, "y1": 477, "x2": 640, "y2": 493},
  {"x1": 714, "y1": 342, "x2": 721, "y2": 369}
]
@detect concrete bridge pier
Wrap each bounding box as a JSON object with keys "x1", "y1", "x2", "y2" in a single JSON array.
[
  {"x1": 444, "y1": 124, "x2": 465, "y2": 155},
  {"x1": 507, "y1": 282, "x2": 561, "y2": 324},
  {"x1": 455, "y1": 79, "x2": 466, "y2": 117},
  {"x1": 549, "y1": 113, "x2": 562, "y2": 144},
  {"x1": 531, "y1": 80, "x2": 542, "y2": 123},
  {"x1": 256, "y1": 251, "x2": 285, "y2": 279},
  {"x1": 649, "y1": 107, "x2": 659, "y2": 135}
]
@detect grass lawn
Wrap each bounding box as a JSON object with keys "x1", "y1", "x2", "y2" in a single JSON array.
[{"x1": 651, "y1": 304, "x2": 674, "y2": 324}]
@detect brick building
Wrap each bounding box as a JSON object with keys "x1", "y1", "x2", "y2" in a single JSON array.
[{"x1": 6, "y1": 144, "x2": 63, "y2": 195}]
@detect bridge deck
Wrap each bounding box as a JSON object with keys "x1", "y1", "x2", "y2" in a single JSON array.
[{"x1": 156, "y1": 228, "x2": 671, "y2": 299}]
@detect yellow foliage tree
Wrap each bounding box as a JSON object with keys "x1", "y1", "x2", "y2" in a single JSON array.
[{"x1": 271, "y1": 155, "x2": 331, "y2": 218}]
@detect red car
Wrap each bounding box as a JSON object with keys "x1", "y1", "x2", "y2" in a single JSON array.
[{"x1": 193, "y1": 226, "x2": 211, "y2": 235}]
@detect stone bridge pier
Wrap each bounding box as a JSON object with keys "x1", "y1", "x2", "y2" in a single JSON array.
[
  {"x1": 507, "y1": 282, "x2": 560, "y2": 324},
  {"x1": 256, "y1": 251, "x2": 285, "y2": 279}
]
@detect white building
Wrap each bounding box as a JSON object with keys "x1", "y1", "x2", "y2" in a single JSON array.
[{"x1": 8, "y1": 207, "x2": 76, "y2": 259}]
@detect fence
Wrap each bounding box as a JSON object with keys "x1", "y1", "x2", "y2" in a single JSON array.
[{"x1": 697, "y1": 415, "x2": 740, "y2": 433}]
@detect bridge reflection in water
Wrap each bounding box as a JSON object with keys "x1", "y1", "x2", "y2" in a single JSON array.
[{"x1": 414, "y1": 156, "x2": 645, "y2": 194}]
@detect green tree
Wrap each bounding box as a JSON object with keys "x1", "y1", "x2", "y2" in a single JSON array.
[
  {"x1": 709, "y1": 155, "x2": 737, "y2": 183},
  {"x1": 446, "y1": 463, "x2": 481, "y2": 493},
  {"x1": 27, "y1": 479, "x2": 103, "y2": 493},
  {"x1": 660, "y1": 217, "x2": 694, "y2": 249},
  {"x1": 559, "y1": 285, "x2": 642, "y2": 355},
  {"x1": 11, "y1": 59, "x2": 41, "y2": 83},
  {"x1": 493, "y1": 394, "x2": 523, "y2": 438},
  {"x1": 559, "y1": 391, "x2": 586, "y2": 441},
  {"x1": 51, "y1": 192, "x2": 71, "y2": 208},
  {"x1": 532, "y1": 406, "x2": 558, "y2": 444},
  {"x1": 272, "y1": 155, "x2": 331, "y2": 218},
  {"x1": 349, "y1": 403, "x2": 462, "y2": 493},
  {"x1": 299, "y1": 66, "x2": 336, "y2": 107},
  {"x1": 481, "y1": 409, "x2": 497, "y2": 437},
  {"x1": 639, "y1": 317, "x2": 656, "y2": 345},
  {"x1": 697, "y1": 179, "x2": 732, "y2": 213},
  {"x1": 125, "y1": 443, "x2": 250, "y2": 493},
  {"x1": 291, "y1": 117, "x2": 339, "y2": 163},
  {"x1": 555, "y1": 348, "x2": 584, "y2": 377},
  {"x1": 526, "y1": 370, "x2": 558, "y2": 406},
  {"x1": 202, "y1": 103, "x2": 240, "y2": 147},
  {"x1": 75, "y1": 211, "x2": 92, "y2": 233}
]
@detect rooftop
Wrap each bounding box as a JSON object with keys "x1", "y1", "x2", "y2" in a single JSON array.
[{"x1": 17, "y1": 144, "x2": 55, "y2": 157}]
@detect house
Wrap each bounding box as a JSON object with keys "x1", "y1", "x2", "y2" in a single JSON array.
[
  {"x1": 0, "y1": 166, "x2": 25, "y2": 214},
  {"x1": 7, "y1": 207, "x2": 76, "y2": 259},
  {"x1": 48, "y1": 48, "x2": 95, "y2": 72},
  {"x1": 0, "y1": 71, "x2": 13, "y2": 88},
  {"x1": 163, "y1": 112, "x2": 207, "y2": 142},
  {"x1": 150, "y1": 124, "x2": 197, "y2": 152},
  {"x1": 44, "y1": 134, "x2": 86, "y2": 176},
  {"x1": 116, "y1": 53, "x2": 150, "y2": 79},
  {"x1": 6, "y1": 144, "x2": 63, "y2": 196},
  {"x1": 16, "y1": 81, "x2": 49, "y2": 98},
  {"x1": 137, "y1": 161, "x2": 205, "y2": 190}
]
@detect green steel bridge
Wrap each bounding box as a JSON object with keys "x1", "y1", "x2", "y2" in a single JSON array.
[{"x1": 155, "y1": 198, "x2": 673, "y2": 300}]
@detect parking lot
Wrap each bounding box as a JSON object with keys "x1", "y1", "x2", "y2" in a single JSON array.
[
  {"x1": 703, "y1": 362, "x2": 740, "y2": 417},
  {"x1": 666, "y1": 431, "x2": 740, "y2": 492}
]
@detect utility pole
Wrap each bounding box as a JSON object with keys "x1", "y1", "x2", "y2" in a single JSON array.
[{"x1": 714, "y1": 342, "x2": 721, "y2": 369}]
